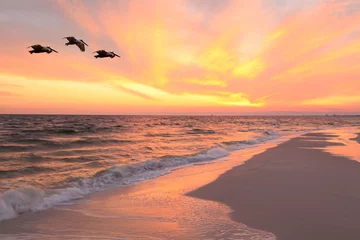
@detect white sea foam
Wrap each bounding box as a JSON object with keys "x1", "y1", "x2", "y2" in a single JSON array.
[
  {"x1": 0, "y1": 130, "x2": 281, "y2": 221},
  {"x1": 0, "y1": 188, "x2": 45, "y2": 221}
]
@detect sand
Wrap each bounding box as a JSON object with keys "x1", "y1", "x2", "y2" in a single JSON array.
[
  {"x1": 188, "y1": 132, "x2": 360, "y2": 240},
  {"x1": 351, "y1": 133, "x2": 360, "y2": 143}
]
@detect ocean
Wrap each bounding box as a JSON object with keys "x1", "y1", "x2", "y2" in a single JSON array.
[{"x1": 0, "y1": 115, "x2": 359, "y2": 221}]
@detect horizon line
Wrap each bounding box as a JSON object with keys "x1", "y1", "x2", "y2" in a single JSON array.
[{"x1": 1, "y1": 112, "x2": 359, "y2": 116}]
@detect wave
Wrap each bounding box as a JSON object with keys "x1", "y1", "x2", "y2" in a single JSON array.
[
  {"x1": 22, "y1": 153, "x2": 47, "y2": 162},
  {"x1": 66, "y1": 138, "x2": 131, "y2": 146},
  {"x1": 0, "y1": 187, "x2": 84, "y2": 221},
  {"x1": 0, "y1": 145, "x2": 32, "y2": 152},
  {"x1": 222, "y1": 140, "x2": 248, "y2": 146},
  {"x1": 23, "y1": 128, "x2": 79, "y2": 135},
  {"x1": 61, "y1": 156, "x2": 100, "y2": 163},
  {"x1": 18, "y1": 154, "x2": 105, "y2": 164},
  {"x1": 145, "y1": 133, "x2": 174, "y2": 137},
  {"x1": 221, "y1": 130, "x2": 279, "y2": 151},
  {"x1": 0, "y1": 130, "x2": 280, "y2": 221},
  {"x1": 52, "y1": 129, "x2": 78, "y2": 134},
  {"x1": 187, "y1": 128, "x2": 216, "y2": 135},
  {"x1": 18, "y1": 126, "x2": 127, "y2": 136},
  {"x1": 114, "y1": 124, "x2": 126, "y2": 128},
  {"x1": 11, "y1": 138, "x2": 54, "y2": 145},
  {"x1": 1, "y1": 138, "x2": 132, "y2": 153},
  {"x1": 0, "y1": 166, "x2": 54, "y2": 179},
  {"x1": 21, "y1": 128, "x2": 81, "y2": 135}
]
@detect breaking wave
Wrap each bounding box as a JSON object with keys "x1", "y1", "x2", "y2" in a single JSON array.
[{"x1": 0, "y1": 130, "x2": 280, "y2": 221}]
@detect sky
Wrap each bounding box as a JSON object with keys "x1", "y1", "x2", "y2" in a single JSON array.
[{"x1": 0, "y1": 0, "x2": 359, "y2": 115}]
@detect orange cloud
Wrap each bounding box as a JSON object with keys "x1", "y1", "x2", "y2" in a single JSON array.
[{"x1": 302, "y1": 95, "x2": 360, "y2": 106}]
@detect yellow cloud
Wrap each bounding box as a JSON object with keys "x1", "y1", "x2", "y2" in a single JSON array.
[
  {"x1": 198, "y1": 46, "x2": 236, "y2": 73},
  {"x1": 109, "y1": 78, "x2": 262, "y2": 107},
  {"x1": 184, "y1": 77, "x2": 227, "y2": 87},
  {"x1": 0, "y1": 75, "x2": 143, "y2": 110},
  {"x1": 216, "y1": 93, "x2": 265, "y2": 107},
  {"x1": 169, "y1": 49, "x2": 196, "y2": 64},
  {"x1": 268, "y1": 29, "x2": 287, "y2": 41},
  {"x1": 232, "y1": 58, "x2": 265, "y2": 79}
]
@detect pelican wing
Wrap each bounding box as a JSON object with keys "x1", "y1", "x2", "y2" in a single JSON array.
[
  {"x1": 93, "y1": 50, "x2": 107, "y2": 55},
  {"x1": 28, "y1": 44, "x2": 43, "y2": 50},
  {"x1": 76, "y1": 42, "x2": 85, "y2": 52},
  {"x1": 63, "y1": 36, "x2": 76, "y2": 42}
]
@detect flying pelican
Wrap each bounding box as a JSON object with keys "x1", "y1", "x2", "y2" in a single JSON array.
[
  {"x1": 27, "y1": 44, "x2": 58, "y2": 54},
  {"x1": 63, "y1": 36, "x2": 88, "y2": 52},
  {"x1": 93, "y1": 50, "x2": 121, "y2": 59}
]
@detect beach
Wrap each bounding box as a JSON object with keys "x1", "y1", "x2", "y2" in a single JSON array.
[
  {"x1": 189, "y1": 129, "x2": 360, "y2": 240},
  {"x1": 0, "y1": 127, "x2": 359, "y2": 239}
]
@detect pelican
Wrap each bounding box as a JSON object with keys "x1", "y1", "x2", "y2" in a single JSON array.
[
  {"x1": 93, "y1": 50, "x2": 121, "y2": 59},
  {"x1": 63, "y1": 36, "x2": 88, "y2": 52},
  {"x1": 27, "y1": 44, "x2": 58, "y2": 54}
]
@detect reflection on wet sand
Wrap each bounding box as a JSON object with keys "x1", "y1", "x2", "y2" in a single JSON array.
[{"x1": 322, "y1": 130, "x2": 360, "y2": 162}]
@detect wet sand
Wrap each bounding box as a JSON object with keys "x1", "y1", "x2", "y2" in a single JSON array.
[
  {"x1": 351, "y1": 133, "x2": 360, "y2": 143},
  {"x1": 188, "y1": 132, "x2": 360, "y2": 240}
]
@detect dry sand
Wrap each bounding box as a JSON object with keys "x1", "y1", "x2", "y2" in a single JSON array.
[{"x1": 188, "y1": 132, "x2": 360, "y2": 240}]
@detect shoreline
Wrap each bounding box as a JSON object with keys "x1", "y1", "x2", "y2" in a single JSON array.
[
  {"x1": 1, "y1": 128, "x2": 358, "y2": 239},
  {"x1": 188, "y1": 131, "x2": 360, "y2": 240},
  {"x1": 0, "y1": 134, "x2": 290, "y2": 239},
  {"x1": 0, "y1": 129, "x2": 286, "y2": 222},
  {"x1": 351, "y1": 132, "x2": 360, "y2": 143}
]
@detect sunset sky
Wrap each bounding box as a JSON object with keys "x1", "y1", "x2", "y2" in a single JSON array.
[{"x1": 0, "y1": 0, "x2": 359, "y2": 114}]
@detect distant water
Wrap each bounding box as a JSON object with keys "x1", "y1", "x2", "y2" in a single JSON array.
[{"x1": 0, "y1": 115, "x2": 359, "y2": 220}]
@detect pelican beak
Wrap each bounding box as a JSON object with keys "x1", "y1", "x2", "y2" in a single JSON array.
[
  {"x1": 81, "y1": 40, "x2": 88, "y2": 46},
  {"x1": 50, "y1": 48, "x2": 58, "y2": 53}
]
